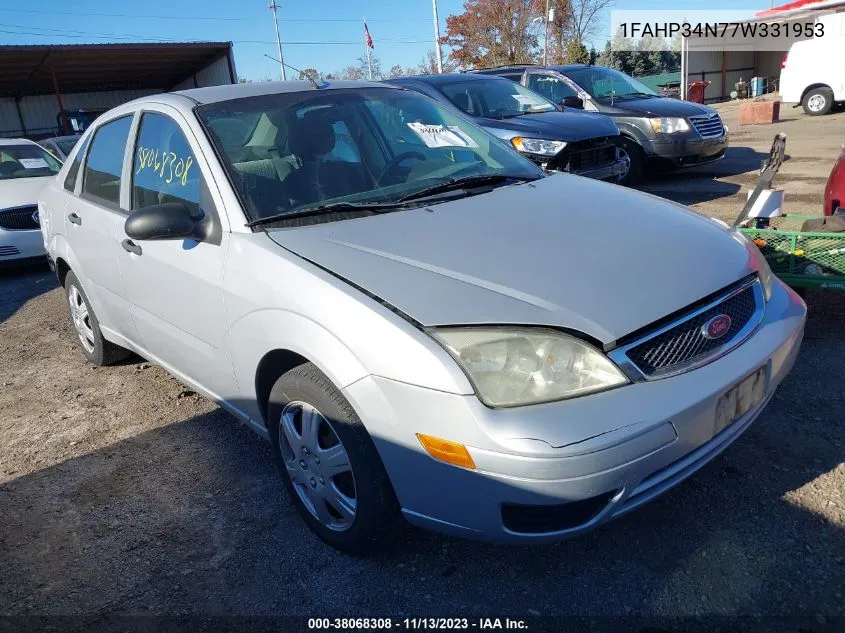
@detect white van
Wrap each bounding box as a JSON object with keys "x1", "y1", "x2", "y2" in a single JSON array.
[{"x1": 779, "y1": 15, "x2": 845, "y2": 116}]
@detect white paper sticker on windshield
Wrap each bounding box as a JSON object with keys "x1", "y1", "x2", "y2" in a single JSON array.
[
  {"x1": 407, "y1": 122, "x2": 478, "y2": 148},
  {"x1": 512, "y1": 95, "x2": 534, "y2": 105},
  {"x1": 19, "y1": 158, "x2": 49, "y2": 169}
]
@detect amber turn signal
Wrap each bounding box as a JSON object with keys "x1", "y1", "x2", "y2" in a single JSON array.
[{"x1": 416, "y1": 434, "x2": 476, "y2": 469}]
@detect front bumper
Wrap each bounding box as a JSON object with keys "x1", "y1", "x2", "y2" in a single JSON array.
[
  {"x1": 343, "y1": 280, "x2": 805, "y2": 543},
  {"x1": 645, "y1": 133, "x2": 729, "y2": 169},
  {"x1": 0, "y1": 227, "x2": 46, "y2": 267}
]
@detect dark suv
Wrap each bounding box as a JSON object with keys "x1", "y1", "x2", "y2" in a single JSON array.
[
  {"x1": 472, "y1": 65, "x2": 729, "y2": 185},
  {"x1": 385, "y1": 73, "x2": 628, "y2": 182}
]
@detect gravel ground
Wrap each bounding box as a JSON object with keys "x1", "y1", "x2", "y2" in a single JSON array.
[{"x1": 1, "y1": 109, "x2": 844, "y2": 623}]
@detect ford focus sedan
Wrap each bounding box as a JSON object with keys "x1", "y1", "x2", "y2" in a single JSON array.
[{"x1": 39, "y1": 80, "x2": 805, "y2": 554}]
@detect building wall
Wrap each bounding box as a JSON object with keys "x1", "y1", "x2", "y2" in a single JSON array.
[{"x1": 1, "y1": 47, "x2": 236, "y2": 139}]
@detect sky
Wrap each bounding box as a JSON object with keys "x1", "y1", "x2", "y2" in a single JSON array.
[{"x1": 0, "y1": 0, "x2": 774, "y2": 80}]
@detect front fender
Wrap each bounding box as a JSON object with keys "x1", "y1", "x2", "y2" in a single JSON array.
[{"x1": 226, "y1": 309, "x2": 370, "y2": 423}]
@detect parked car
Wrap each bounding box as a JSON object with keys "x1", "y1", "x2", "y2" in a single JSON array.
[
  {"x1": 40, "y1": 134, "x2": 82, "y2": 161},
  {"x1": 0, "y1": 138, "x2": 61, "y2": 266},
  {"x1": 385, "y1": 73, "x2": 627, "y2": 182},
  {"x1": 40, "y1": 80, "x2": 806, "y2": 553},
  {"x1": 471, "y1": 64, "x2": 730, "y2": 185},
  {"x1": 824, "y1": 142, "x2": 844, "y2": 215},
  {"x1": 779, "y1": 28, "x2": 844, "y2": 116}
]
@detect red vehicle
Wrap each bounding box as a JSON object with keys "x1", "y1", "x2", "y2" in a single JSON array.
[{"x1": 825, "y1": 143, "x2": 845, "y2": 216}]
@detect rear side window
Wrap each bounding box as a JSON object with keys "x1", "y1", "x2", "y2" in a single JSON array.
[
  {"x1": 63, "y1": 136, "x2": 90, "y2": 192},
  {"x1": 82, "y1": 116, "x2": 133, "y2": 206},
  {"x1": 131, "y1": 112, "x2": 200, "y2": 214}
]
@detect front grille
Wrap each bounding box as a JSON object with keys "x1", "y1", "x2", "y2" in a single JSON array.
[
  {"x1": 566, "y1": 140, "x2": 617, "y2": 172},
  {"x1": 0, "y1": 205, "x2": 40, "y2": 231},
  {"x1": 0, "y1": 245, "x2": 21, "y2": 257},
  {"x1": 625, "y1": 283, "x2": 758, "y2": 376},
  {"x1": 689, "y1": 113, "x2": 725, "y2": 139},
  {"x1": 502, "y1": 490, "x2": 618, "y2": 534}
]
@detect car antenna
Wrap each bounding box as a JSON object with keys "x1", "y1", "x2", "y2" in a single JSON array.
[{"x1": 263, "y1": 54, "x2": 325, "y2": 89}]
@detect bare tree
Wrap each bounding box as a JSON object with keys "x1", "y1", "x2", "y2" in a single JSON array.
[{"x1": 568, "y1": 0, "x2": 614, "y2": 44}]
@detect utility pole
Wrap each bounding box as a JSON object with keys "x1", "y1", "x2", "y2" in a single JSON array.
[
  {"x1": 431, "y1": 0, "x2": 443, "y2": 73},
  {"x1": 543, "y1": 0, "x2": 550, "y2": 65},
  {"x1": 269, "y1": 1, "x2": 286, "y2": 81}
]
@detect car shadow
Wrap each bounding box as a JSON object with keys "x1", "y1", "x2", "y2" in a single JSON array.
[
  {"x1": 0, "y1": 262, "x2": 56, "y2": 325},
  {"x1": 1, "y1": 322, "x2": 842, "y2": 620}
]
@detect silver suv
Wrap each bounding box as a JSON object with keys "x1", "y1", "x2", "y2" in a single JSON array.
[{"x1": 40, "y1": 80, "x2": 805, "y2": 553}]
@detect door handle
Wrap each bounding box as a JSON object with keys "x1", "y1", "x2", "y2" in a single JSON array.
[
  {"x1": 68, "y1": 212, "x2": 82, "y2": 226},
  {"x1": 121, "y1": 239, "x2": 142, "y2": 256}
]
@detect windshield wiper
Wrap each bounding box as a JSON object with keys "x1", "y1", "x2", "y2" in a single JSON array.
[
  {"x1": 246, "y1": 200, "x2": 414, "y2": 227},
  {"x1": 397, "y1": 174, "x2": 538, "y2": 203}
]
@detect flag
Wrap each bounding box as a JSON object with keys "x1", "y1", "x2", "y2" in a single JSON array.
[{"x1": 364, "y1": 22, "x2": 374, "y2": 49}]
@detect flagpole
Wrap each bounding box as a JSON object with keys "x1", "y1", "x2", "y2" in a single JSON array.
[{"x1": 363, "y1": 18, "x2": 373, "y2": 80}]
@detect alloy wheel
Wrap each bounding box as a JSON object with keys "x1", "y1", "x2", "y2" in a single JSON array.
[{"x1": 278, "y1": 401, "x2": 357, "y2": 531}]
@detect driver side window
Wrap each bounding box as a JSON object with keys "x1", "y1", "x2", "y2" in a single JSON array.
[{"x1": 131, "y1": 113, "x2": 202, "y2": 215}]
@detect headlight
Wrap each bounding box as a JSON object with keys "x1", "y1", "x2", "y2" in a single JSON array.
[
  {"x1": 429, "y1": 328, "x2": 628, "y2": 407},
  {"x1": 649, "y1": 117, "x2": 690, "y2": 134},
  {"x1": 511, "y1": 137, "x2": 567, "y2": 156},
  {"x1": 735, "y1": 230, "x2": 774, "y2": 301}
]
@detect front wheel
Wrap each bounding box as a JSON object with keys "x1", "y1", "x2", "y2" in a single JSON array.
[
  {"x1": 802, "y1": 87, "x2": 834, "y2": 116},
  {"x1": 614, "y1": 136, "x2": 646, "y2": 186},
  {"x1": 267, "y1": 363, "x2": 402, "y2": 555}
]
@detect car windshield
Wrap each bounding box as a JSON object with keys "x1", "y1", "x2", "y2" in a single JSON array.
[
  {"x1": 0, "y1": 144, "x2": 62, "y2": 180},
  {"x1": 196, "y1": 87, "x2": 543, "y2": 223},
  {"x1": 56, "y1": 139, "x2": 79, "y2": 156},
  {"x1": 440, "y1": 78, "x2": 557, "y2": 119},
  {"x1": 564, "y1": 67, "x2": 658, "y2": 101}
]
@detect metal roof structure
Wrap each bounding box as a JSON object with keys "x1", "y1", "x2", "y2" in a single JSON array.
[{"x1": 0, "y1": 42, "x2": 235, "y2": 98}]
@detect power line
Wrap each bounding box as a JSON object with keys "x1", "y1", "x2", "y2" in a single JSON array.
[
  {"x1": 0, "y1": 29, "x2": 431, "y2": 46},
  {"x1": 0, "y1": 8, "x2": 421, "y2": 23}
]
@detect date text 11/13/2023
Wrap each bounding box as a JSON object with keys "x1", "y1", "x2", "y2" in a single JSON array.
[{"x1": 307, "y1": 618, "x2": 530, "y2": 630}]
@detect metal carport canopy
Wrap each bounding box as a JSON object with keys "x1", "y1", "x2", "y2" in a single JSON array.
[{"x1": 0, "y1": 42, "x2": 235, "y2": 98}]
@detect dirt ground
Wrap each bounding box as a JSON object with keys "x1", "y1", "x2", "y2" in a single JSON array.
[{"x1": 1, "y1": 106, "x2": 844, "y2": 623}]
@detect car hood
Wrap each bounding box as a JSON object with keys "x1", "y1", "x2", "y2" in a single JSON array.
[
  {"x1": 597, "y1": 96, "x2": 716, "y2": 118},
  {"x1": 0, "y1": 176, "x2": 54, "y2": 209},
  {"x1": 479, "y1": 110, "x2": 619, "y2": 141},
  {"x1": 267, "y1": 175, "x2": 755, "y2": 345}
]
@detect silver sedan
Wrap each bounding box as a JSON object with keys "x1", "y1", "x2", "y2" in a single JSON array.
[{"x1": 39, "y1": 80, "x2": 806, "y2": 553}]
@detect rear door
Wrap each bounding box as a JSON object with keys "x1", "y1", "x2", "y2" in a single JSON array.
[
  {"x1": 67, "y1": 114, "x2": 138, "y2": 342},
  {"x1": 117, "y1": 106, "x2": 234, "y2": 397}
]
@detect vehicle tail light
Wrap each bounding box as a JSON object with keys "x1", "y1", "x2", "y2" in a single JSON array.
[{"x1": 781, "y1": 54, "x2": 788, "y2": 69}]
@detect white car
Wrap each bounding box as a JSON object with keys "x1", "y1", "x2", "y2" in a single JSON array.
[
  {"x1": 1, "y1": 138, "x2": 62, "y2": 266},
  {"x1": 40, "y1": 135, "x2": 83, "y2": 161},
  {"x1": 40, "y1": 81, "x2": 806, "y2": 553}
]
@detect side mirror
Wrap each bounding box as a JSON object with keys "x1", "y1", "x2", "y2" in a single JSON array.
[
  {"x1": 560, "y1": 96, "x2": 585, "y2": 109},
  {"x1": 124, "y1": 202, "x2": 210, "y2": 241}
]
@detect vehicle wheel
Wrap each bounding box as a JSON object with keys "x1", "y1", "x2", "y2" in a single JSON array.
[
  {"x1": 64, "y1": 271, "x2": 131, "y2": 366},
  {"x1": 614, "y1": 136, "x2": 646, "y2": 186},
  {"x1": 267, "y1": 362, "x2": 402, "y2": 555},
  {"x1": 802, "y1": 87, "x2": 834, "y2": 116}
]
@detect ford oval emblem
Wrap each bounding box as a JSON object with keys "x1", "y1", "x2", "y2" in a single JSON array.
[{"x1": 702, "y1": 314, "x2": 732, "y2": 340}]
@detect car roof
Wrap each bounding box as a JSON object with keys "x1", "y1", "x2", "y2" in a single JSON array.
[
  {"x1": 386, "y1": 73, "x2": 508, "y2": 86},
  {"x1": 471, "y1": 64, "x2": 589, "y2": 73},
  {"x1": 0, "y1": 138, "x2": 41, "y2": 147},
  {"x1": 41, "y1": 135, "x2": 82, "y2": 143},
  {"x1": 174, "y1": 79, "x2": 398, "y2": 105}
]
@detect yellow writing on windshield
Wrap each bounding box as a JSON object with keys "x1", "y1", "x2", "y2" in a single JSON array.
[{"x1": 136, "y1": 146, "x2": 194, "y2": 187}]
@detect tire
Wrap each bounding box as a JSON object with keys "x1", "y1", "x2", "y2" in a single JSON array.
[
  {"x1": 802, "y1": 87, "x2": 834, "y2": 116},
  {"x1": 64, "y1": 271, "x2": 131, "y2": 366},
  {"x1": 267, "y1": 362, "x2": 402, "y2": 555},
  {"x1": 614, "y1": 136, "x2": 646, "y2": 186}
]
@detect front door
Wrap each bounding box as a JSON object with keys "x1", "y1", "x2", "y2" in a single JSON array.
[
  {"x1": 117, "y1": 108, "x2": 234, "y2": 398},
  {"x1": 67, "y1": 115, "x2": 137, "y2": 342}
]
